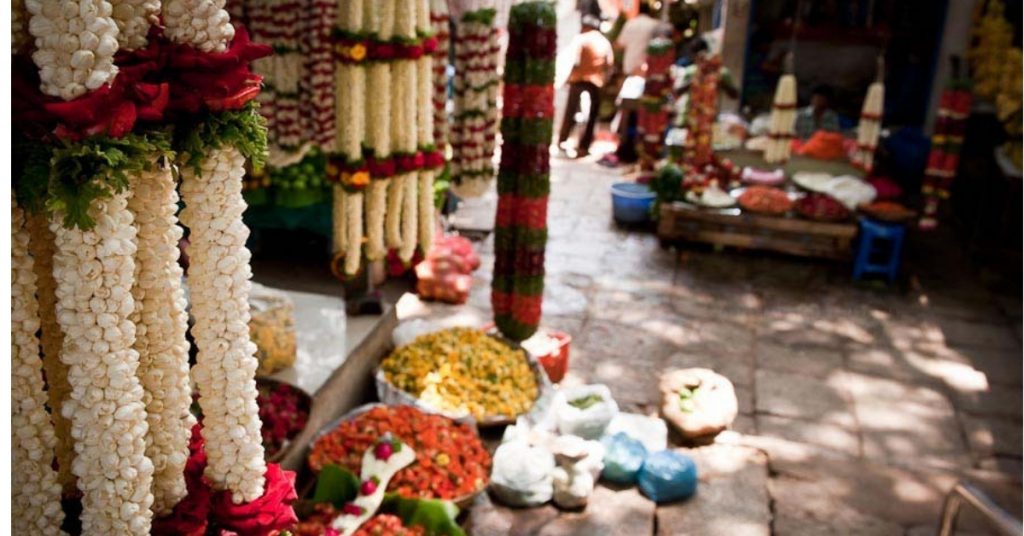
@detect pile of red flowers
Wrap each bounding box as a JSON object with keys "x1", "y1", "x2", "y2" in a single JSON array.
[
  {"x1": 257, "y1": 381, "x2": 310, "y2": 458},
  {"x1": 291, "y1": 507, "x2": 425, "y2": 536},
  {"x1": 308, "y1": 406, "x2": 490, "y2": 500}
]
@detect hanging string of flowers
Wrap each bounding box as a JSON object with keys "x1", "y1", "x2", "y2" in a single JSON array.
[
  {"x1": 12, "y1": 196, "x2": 67, "y2": 535},
  {"x1": 127, "y1": 155, "x2": 195, "y2": 515},
  {"x1": 430, "y1": 0, "x2": 450, "y2": 149},
  {"x1": 492, "y1": 1, "x2": 555, "y2": 342},
  {"x1": 14, "y1": 0, "x2": 297, "y2": 531},
  {"x1": 852, "y1": 58, "x2": 885, "y2": 174},
  {"x1": 764, "y1": 56, "x2": 797, "y2": 164},
  {"x1": 25, "y1": 209, "x2": 78, "y2": 497},
  {"x1": 450, "y1": 7, "x2": 500, "y2": 199},
  {"x1": 327, "y1": 0, "x2": 442, "y2": 277},
  {"x1": 110, "y1": 0, "x2": 160, "y2": 51}
]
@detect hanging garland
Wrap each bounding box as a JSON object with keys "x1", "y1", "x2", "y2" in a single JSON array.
[
  {"x1": 450, "y1": 7, "x2": 500, "y2": 199},
  {"x1": 327, "y1": 0, "x2": 440, "y2": 277},
  {"x1": 12, "y1": 196, "x2": 67, "y2": 535},
  {"x1": 764, "y1": 71, "x2": 797, "y2": 164},
  {"x1": 430, "y1": 0, "x2": 450, "y2": 149},
  {"x1": 492, "y1": 1, "x2": 555, "y2": 342},
  {"x1": 14, "y1": 0, "x2": 297, "y2": 531}
]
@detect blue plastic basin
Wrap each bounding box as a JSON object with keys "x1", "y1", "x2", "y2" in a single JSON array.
[{"x1": 611, "y1": 182, "x2": 656, "y2": 224}]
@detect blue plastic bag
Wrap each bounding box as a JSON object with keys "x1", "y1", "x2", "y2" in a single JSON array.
[
  {"x1": 601, "y1": 432, "x2": 647, "y2": 485},
  {"x1": 638, "y1": 450, "x2": 698, "y2": 503}
]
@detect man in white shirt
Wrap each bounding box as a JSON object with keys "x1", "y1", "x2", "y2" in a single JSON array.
[{"x1": 615, "y1": 2, "x2": 662, "y2": 76}]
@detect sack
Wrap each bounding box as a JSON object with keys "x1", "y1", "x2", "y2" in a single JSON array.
[
  {"x1": 637, "y1": 450, "x2": 698, "y2": 503},
  {"x1": 603, "y1": 413, "x2": 668, "y2": 453},
  {"x1": 556, "y1": 385, "x2": 618, "y2": 440},
  {"x1": 489, "y1": 440, "x2": 555, "y2": 507},
  {"x1": 600, "y1": 432, "x2": 648, "y2": 485}
]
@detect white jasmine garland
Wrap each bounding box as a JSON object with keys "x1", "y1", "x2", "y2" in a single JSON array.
[
  {"x1": 26, "y1": 0, "x2": 121, "y2": 100},
  {"x1": 162, "y1": 0, "x2": 235, "y2": 53},
  {"x1": 366, "y1": 63, "x2": 392, "y2": 158},
  {"x1": 127, "y1": 159, "x2": 195, "y2": 516},
  {"x1": 390, "y1": 62, "x2": 410, "y2": 153},
  {"x1": 337, "y1": 0, "x2": 363, "y2": 31},
  {"x1": 394, "y1": 0, "x2": 415, "y2": 39},
  {"x1": 418, "y1": 170, "x2": 434, "y2": 251},
  {"x1": 375, "y1": 0, "x2": 394, "y2": 41},
  {"x1": 335, "y1": 64, "x2": 366, "y2": 161},
  {"x1": 417, "y1": 55, "x2": 434, "y2": 148},
  {"x1": 50, "y1": 191, "x2": 155, "y2": 535},
  {"x1": 179, "y1": 146, "x2": 267, "y2": 504},
  {"x1": 399, "y1": 172, "x2": 418, "y2": 262},
  {"x1": 385, "y1": 174, "x2": 404, "y2": 248},
  {"x1": 344, "y1": 191, "x2": 364, "y2": 275},
  {"x1": 332, "y1": 185, "x2": 347, "y2": 255},
  {"x1": 415, "y1": 0, "x2": 429, "y2": 34},
  {"x1": 365, "y1": 179, "x2": 388, "y2": 261},
  {"x1": 110, "y1": 0, "x2": 159, "y2": 51},
  {"x1": 12, "y1": 198, "x2": 67, "y2": 536}
]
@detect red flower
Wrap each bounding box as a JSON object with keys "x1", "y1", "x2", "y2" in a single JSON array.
[
  {"x1": 210, "y1": 464, "x2": 298, "y2": 536},
  {"x1": 152, "y1": 424, "x2": 210, "y2": 536},
  {"x1": 166, "y1": 26, "x2": 271, "y2": 115}
]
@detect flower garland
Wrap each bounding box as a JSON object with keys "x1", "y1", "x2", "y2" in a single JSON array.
[
  {"x1": 179, "y1": 145, "x2": 267, "y2": 504},
  {"x1": 25, "y1": 0, "x2": 121, "y2": 100},
  {"x1": 22, "y1": 164, "x2": 77, "y2": 496},
  {"x1": 127, "y1": 156, "x2": 195, "y2": 515},
  {"x1": 12, "y1": 197, "x2": 67, "y2": 535},
  {"x1": 450, "y1": 7, "x2": 500, "y2": 199},
  {"x1": 162, "y1": 0, "x2": 236, "y2": 53},
  {"x1": 327, "y1": 0, "x2": 440, "y2": 275},
  {"x1": 853, "y1": 77, "x2": 884, "y2": 173},
  {"x1": 765, "y1": 70, "x2": 797, "y2": 164},
  {"x1": 13, "y1": 0, "x2": 31, "y2": 54},
  {"x1": 110, "y1": 0, "x2": 160, "y2": 51},
  {"x1": 15, "y1": 4, "x2": 297, "y2": 530},
  {"x1": 51, "y1": 189, "x2": 156, "y2": 535},
  {"x1": 492, "y1": 1, "x2": 555, "y2": 342},
  {"x1": 429, "y1": 0, "x2": 449, "y2": 148}
]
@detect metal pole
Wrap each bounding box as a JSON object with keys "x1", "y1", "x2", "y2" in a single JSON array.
[{"x1": 937, "y1": 481, "x2": 1023, "y2": 536}]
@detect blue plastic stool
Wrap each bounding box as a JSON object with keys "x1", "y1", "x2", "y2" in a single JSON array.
[{"x1": 853, "y1": 218, "x2": 905, "y2": 283}]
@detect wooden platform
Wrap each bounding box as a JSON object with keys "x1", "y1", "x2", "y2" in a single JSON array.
[{"x1": 657, "y1": 202, "x2": 858, "y2": 261}]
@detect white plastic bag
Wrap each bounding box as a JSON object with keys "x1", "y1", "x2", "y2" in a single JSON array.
[
  {"x1": 555, "y1": 385, "x2": 619, "y2": 440},
  {"x1": 602, "y1": 412, "x2": 668, "y2": 453},
  {"x1": 489, "y1": 440, "x2": 555, "y2": 507}
]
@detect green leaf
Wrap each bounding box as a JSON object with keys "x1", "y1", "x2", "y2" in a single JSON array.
[
  {"x1": 46, "y1": 131, "x2": 172, "y2": 230},
  {"x1": 311, "y1": 464, "x2": 360, "y2": 508},
  {"x1": 174, "y1": 101, "x2": 268, "y2": 176},
  {"x1": 380, "y1": 494, "x2": 465, "y2": 536}
]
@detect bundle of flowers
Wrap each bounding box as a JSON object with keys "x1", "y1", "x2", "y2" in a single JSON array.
[
  {"x1": 13, "y1": 3, "x2": 297, "y2": 532},
  {"x1": 450, "y1": 7, "x2": 500, "y2": 199},
  {"x1": 380, "y1": 327, "x2": 539, "y2": 420},
  {"x1": 920, "y1": 78, "x2": 972, "y2": 230},
  {"x1": 684, "y1": 54, "x2": 724, "y2": 168},
  {"x1": 430, "y1": 0, "x2": 451, "y2": 147},
  {"x1": 257, "y1": 381, "x2": 310, "y2": 459},
  {"x1": 308, "y1": 405, "x2": 491, "y2": 501},
  {"x1": 492, "y1": 2, "x2": 555, "y2": 342},
  {"x1": 637, "y1": 38, "x2": 675, "y2": 171},
  {"x1": 765, "y1": 55, "x2": 797, "y2": 164},
  {"x1": 329, "y1": 0, "x2": 439, "y2": 278}
]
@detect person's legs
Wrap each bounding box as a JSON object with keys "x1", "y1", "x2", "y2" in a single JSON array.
[
  {"x1": 559, "y1": 82, "x2": 584, "y2": 146},
  {"x1": 578, "y1": 82, "x2": 601, "y2": 154}
]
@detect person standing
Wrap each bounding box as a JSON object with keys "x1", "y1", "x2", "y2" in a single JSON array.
[
  {"x1": 558, "y1": 15, "x2": 614, "y2": 158},
  {"x1": 615, "y1": 2, "x2": 662, "y2": 76}
]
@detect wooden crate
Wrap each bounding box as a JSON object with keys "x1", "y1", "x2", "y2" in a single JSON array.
[{"x1": 658, "y1": 202, "x2": 857, "y2": 260}]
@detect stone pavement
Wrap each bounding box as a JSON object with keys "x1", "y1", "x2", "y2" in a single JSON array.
[{"x1": 464, "y1": 156, "x2": 1023, "y2": 535}]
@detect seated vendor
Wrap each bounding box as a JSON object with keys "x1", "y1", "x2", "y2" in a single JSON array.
[{"x1": 794, "y1": 84, "x2": 840, "y2": 139}]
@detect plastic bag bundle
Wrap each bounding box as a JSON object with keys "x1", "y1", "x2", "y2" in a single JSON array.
[
  {"x1": 556, "y1": 385, "x2": 618, "y2": 440},
  {"x1": 490, "y1": 440, "x2": 555, "y2": 507},
  {"x1": 415, "y1": 234, "x2": 481, "y2": 304},
  {"x1": 600, "y1": 432, "x2": 648, "y2": 485},
  {"x1": 637, "y1": 450, "x2": 698, "y2": 503}
]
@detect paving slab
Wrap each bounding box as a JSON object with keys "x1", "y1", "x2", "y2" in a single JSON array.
[
  {"x1": 756, "y1": 414, "x2": 860, "y2": 457},
  {"x1": 756, "y1": 342, "x2": 845, "y2": 379},
  {"x1": 754, "y1": 369, "x2": 856, "y2": 428},
  {"x1": 656, "y1": 445, "x2": 770, "y2": 536}
]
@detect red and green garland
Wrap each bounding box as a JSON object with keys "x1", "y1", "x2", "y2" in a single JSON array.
[{"x1": 492, "y1": 2, "x2": 556, "y2": 342}]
